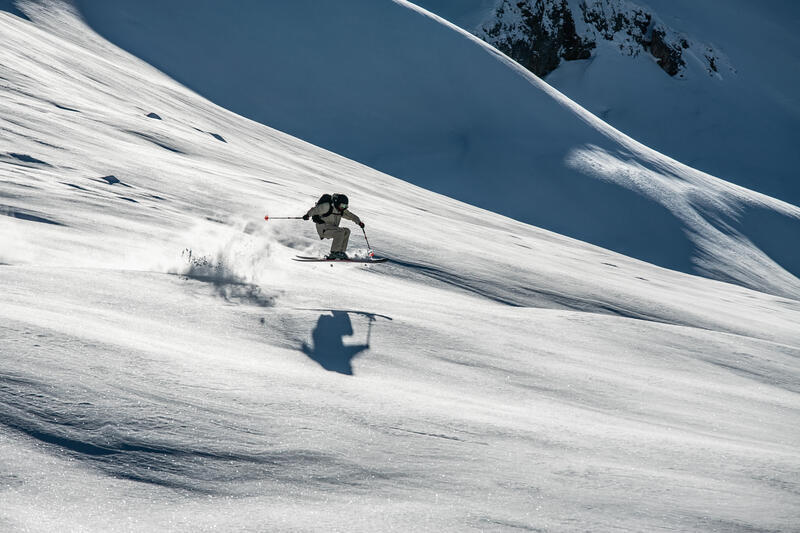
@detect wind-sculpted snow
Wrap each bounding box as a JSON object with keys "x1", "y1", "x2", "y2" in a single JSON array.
[
  {"x1": 1, "y1": 2, "x2": 800, "y2": 532},
  {"x1": 417, "y1": 0, "x2": 800, "y2": 207},
  {"x1": 63, "y1": 0, "x2": 800, "y2": 298},
  {"x1": 566, "y1": 144, "x2": 800, "y2": 297},
  {"x1": 3, "y1": 265, "x2": 800, "y2": 531}
]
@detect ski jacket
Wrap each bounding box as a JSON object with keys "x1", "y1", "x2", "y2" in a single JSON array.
[{"x1": 305, "y1": 202, "x2": 362, "y2": 239}]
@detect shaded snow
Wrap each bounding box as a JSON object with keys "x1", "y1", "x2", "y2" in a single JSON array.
[{"x1": 421, "y1": 0, "x2": 800, "y2": 208}]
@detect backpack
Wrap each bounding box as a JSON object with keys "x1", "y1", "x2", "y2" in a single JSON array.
[{"x1": 312, "y1": 194, "x2": 333, "y2": 223}]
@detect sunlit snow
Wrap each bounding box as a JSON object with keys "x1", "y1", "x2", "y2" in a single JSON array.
[{"x1": 1, "y1": 2, "x2": 799, "y2": 532}]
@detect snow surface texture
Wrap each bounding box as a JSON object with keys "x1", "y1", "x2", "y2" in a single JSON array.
[
  {"x1": 1, "y1": 1, "x2": 800, "y2": 532},
  {"x1": 419, "y1": 0, "x2": 800, "y2": 206},
  {"x1": 68, "y1": 0, "x2": 800, "y2": 296}
]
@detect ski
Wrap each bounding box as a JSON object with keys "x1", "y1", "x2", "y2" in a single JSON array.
[{"x1": 293, "y1": 255, "x2": 388, "y2": 263}]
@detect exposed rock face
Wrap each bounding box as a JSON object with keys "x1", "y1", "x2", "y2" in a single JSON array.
[
  {"x1": 481, "y1": 0, "x2": 595, "y2": 76},
  {"x1": 648, "y1": 27, "x2": 685, "y2": 77},
  {"x1": 477, "y1": 0, "x2": 729, "y2": 79}
]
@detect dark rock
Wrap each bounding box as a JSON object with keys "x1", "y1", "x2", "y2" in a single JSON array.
[
  {"x1": 478, "y1": 0, "x2": 710, "y2": 79},
  {"x1": 707, "y1": 55, "x2": 717, "y2": 72},
  {"x1": 146, "y1": 112, "x2": 162, "y2": 120},
  {"x1": 648, "y1": 28, "x2": 685, "y2": 77},
  {"x1": 481, "y1": 0, "x2": 594, "y2": 78}
]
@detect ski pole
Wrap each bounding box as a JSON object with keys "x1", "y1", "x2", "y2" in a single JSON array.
[
  {"x1": 361, "y1": 226, "x2": 374, "y2": 257},
  {"x1": 264, "y1": 215, "x2": 304, "y2": 221}
]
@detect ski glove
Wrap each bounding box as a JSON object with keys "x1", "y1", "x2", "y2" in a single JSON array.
[
  {"x1": 302, "y1": 214, "x2": 310, "y2": 220},
  {"x1": 358, "y1": 222, "x2": 365, "y2": 228}
]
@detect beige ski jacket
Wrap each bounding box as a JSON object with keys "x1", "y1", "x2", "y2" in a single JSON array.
[{"x1": 305, "y1": 201, "x2": 362, "y2": 239}]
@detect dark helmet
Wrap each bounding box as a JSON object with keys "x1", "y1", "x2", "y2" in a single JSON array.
[{"x1": 331, "y1": 193, "x2": 349, "y2": 211}]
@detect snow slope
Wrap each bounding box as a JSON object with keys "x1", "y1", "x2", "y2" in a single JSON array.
[
  {"x1": 68, "y1": 0, "x2": 800, "y2": 294},
  {"x1": 420, "y1": 0, "x2": 800, "y2": 206},
  {"x1": 1, "y1": 2, "x2": 800, "y2": 532},
  {"x1": 556, "y1": 0, "x2": 800, "y2": 205}
]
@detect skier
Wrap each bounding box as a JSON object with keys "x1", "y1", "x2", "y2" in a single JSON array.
[{"x1": 302, "y1": 193, "x2": 364, "y2": 259}]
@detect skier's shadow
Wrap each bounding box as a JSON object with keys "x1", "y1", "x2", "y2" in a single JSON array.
[{"x1": 301, "y1": 310, "x2": 392, "y2": 375}]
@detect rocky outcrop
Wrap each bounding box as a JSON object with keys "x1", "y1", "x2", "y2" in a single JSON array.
[
  {"x1": 477, "y1": 0, "x2": 728, "y2": 79},
  {"x1": 648, "y1": 27, "x2": 686, "y2": 77},
  {"x1": 481, "y1": 0, "x2": 594, "y2": 77}
]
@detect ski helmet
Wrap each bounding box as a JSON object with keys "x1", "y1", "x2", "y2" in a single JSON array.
[{"x1": 331, "y1": 193, "x2": 349, "y2": 211}]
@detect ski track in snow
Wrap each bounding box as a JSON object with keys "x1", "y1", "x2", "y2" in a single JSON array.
[{"x1": 1, "y1": 2, "x2": 799, "y2": 532}]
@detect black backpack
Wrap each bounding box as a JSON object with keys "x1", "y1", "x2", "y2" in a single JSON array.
[{"x1": 312, "y1": 194, "x2": 333, "y2": 223}]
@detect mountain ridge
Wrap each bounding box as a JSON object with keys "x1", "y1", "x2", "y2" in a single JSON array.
[{"x1": 417, "y1": 0, "x2": 800, "y2": 209}]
